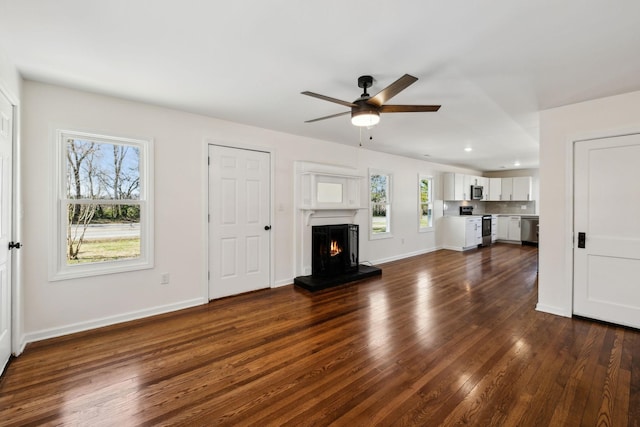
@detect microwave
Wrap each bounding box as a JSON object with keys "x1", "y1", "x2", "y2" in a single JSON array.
[{"x1": 471, "y1": 185, "x2": 484, "y2": 200}]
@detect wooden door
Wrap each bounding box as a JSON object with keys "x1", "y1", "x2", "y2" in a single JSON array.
[
  {"x1": 573, "y1": 133, "x2": 640, "y2": 328},
  {"x1": 0, "y1": 92, "x2": 13, "y2": 373},
  {"x1": 208, "y1": 145, "x2": 271, "y2": 299}
]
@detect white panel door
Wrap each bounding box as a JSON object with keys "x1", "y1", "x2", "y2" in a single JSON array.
[
  {"x1": 573, "y1": 134, "x2": 640, "y2": 329},
  {"x1": 0, "y1": 92, "x2": 13, "y2": 373},
  {"x1": 208, "y1": 145, "x2": 270, "y2": 299}
]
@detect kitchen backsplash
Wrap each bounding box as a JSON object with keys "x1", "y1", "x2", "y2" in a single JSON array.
[{"x1": 443, "y1": 200, "x2": 536, "y2": 216}]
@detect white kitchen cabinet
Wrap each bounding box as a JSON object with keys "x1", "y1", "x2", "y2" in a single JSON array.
[
  {"x1": 488, "y1": 178, "x2": 502, "y2": 201},
  {"x1": 491, "y1": 216, "x2": 498, "y2": 242},
  {"x1": 508, "y1": 216, "x2": 521, "y2": 240},
  {"x1": 501, "y1": 178, "x2": 514, "y2": 201},
  {"x1": 497, "y1": 215, "x2": 521, "y2": 241},
  {"x1": 443, "y1": 173, "x2": 467, "y2": 201},
  {"x1": 477, "y1": 177, "x2": 489, "y2": 200},
  {"x1": 443, "y1": 216, "x2": 482, "y2": 251},
  {"x1": 498, "y1": 176, "x2": 532, "y2": 201},
  {"x1": 512, "y1": 176, "x2": 532, "y2": 201},
  {"x1": 497, "y1": 216, "x2": 509, "y2": 240}
]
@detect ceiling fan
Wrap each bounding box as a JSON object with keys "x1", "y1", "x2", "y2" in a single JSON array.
[{"x1": 302, "y1": 74, "x2": 440, "y2": 127}]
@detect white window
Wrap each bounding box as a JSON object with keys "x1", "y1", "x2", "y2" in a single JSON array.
[
  {"x1": 419, "y1": 175, "x2": 434, "y2": 231},
  {"x1": 51, "y1": 130, "x2": 153, "y2": 280},
  {"x1": 369, "y1": 169, "x2": 392, "y2": 239}
]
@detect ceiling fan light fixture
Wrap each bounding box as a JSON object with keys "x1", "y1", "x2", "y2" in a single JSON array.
[{"x1": 351, "y1": 109, "x2": 380, "y2": 127}]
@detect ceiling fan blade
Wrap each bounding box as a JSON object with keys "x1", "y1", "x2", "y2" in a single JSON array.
[
  {"x1": 379, "y1": 104, "x2": 441, "y2": 113},
  {"x1": 304, "y1": 111, "x2": 351, "y2": 123},
  {"x1": 367, "y1": 74, "x2": 418, "y2": 107},
  {"x1": 301, "y1": 91, "x2": 356, "y2": 108}
]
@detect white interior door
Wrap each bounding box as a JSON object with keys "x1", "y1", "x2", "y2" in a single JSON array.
[
  {"x1": 0, "y1": 92, "x2": 14, "y2": 373},
  {"x1": 573, "y1": 133, "x2": 640, "y2": 329},
  {"x1": 208, "y1": 145, "x2": 271, "y2": 299}
]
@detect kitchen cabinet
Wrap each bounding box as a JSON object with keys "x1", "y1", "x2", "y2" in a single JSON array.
[
  {"x1": 488, "y1": 178, "x2": 502, "y2": 201},
  {"x1": 501, "y1": 178, "x2": 514, "y2": 201},
  {"x1": 512, "y1": 176, "x2": 532, "y2": 201},
  {"x1": 499, "y1": 177, "x2": 532, "y2": 201},
  {"x1": 497, "y1": 215, "x2": 521, "y2": 241},
  {"x1": 443, "y1": 173, "x2": 466, "y2": 201},
  {"x1": 491, "y1": 216, "x2": 498, "y2": 242},
  {"x1": 443, "y1": 216, "x2": 482, "y2": 251}
]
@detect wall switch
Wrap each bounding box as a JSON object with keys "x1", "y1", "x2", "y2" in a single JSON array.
[
  {"x1": 521, "y1": 205, "x2": 527, "y2": 210},
  {"x1": 160, "y1": 273, "x2": 170, "y2": 284}
]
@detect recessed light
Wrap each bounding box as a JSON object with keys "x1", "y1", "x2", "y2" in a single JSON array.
[
  {"x1": 514, "y1": 161, "x2": 521, "y2": 166},
  {"x1": 464, "y1": 147, "x2": 472, "y2": 152}
]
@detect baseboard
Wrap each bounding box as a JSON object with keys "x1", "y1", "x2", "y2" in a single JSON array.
[
  {"x1": 21, "y1": 297, "x2": 207, "y2": 348},
  {"x1": 535, "y1": 303, "x2": 572, "y2": 318},
  {"x1": 370, "y1": 246, "x2": 441, "y2": 266},
  {"x1": 274, "y1": 279, "x2": 294, "y2": 288}
]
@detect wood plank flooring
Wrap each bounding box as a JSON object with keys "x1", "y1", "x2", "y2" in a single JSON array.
[{"x1": 1, "y1": 244, "x2": 639, "y2": 426}]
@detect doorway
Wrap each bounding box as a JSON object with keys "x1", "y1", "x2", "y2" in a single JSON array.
[
  {"x1": 573, "y1": 133, "x2": 640, "y2": 328},
  {"x1": 207, "y1": 145, "x2": 272, "y2": 299}
]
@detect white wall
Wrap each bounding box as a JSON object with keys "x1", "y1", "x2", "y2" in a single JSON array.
[
  {"x1": 21, "y1": 80, "x2": 478, "y2": 345},
  {"x1": 538, "y1": 89, "x2": 640, "y2": 316}
]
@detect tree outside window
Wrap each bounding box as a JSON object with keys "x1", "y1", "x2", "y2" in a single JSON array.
[
  {"x1": 370, "y1": 171, "x2": 391, "y2": 237},
  {"x1": 419, "y1": 175, "x2": 434, "y2": 230}
]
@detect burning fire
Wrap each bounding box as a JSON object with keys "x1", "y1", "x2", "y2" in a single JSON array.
[{"x1": 330, "y1": 240, "x2": 342, "y2": 257}]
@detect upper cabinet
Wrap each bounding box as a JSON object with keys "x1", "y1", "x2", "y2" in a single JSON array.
[
  {"x1": 445, "y1": 173, "x2": 533, "y2": 201},
  {"x1": 512, "y1": 176, "x2": 532, "y2": 201},
  {"x1": 501, "y1": 176, "x2": 532, "y2": 201},
  {"x1": 488, "y1": 178, "x2": 502, "y2": 201}
]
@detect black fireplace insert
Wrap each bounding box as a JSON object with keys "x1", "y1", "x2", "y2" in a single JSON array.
[{"x1": 312, "y1": 224, "x2": 358, "y2": 277}]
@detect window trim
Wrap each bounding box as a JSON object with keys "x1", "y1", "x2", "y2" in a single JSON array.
[
  {"x1": 50, "y1": 129, "x2": 154, "y2": 281},
  {"x1": 418, "y1": 174, "x2": 434, "y2": 232},
  {"x1": 369, "y1": 168, "x2": 393, "y2": 240}
]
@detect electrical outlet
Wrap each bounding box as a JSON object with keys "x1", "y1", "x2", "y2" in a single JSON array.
[
  {"x1": 521, "y1": 205, "x2": 527, "y2": 210},
  {"x1": 160, "y1": 273, "x2": 170, "y2": 285}
]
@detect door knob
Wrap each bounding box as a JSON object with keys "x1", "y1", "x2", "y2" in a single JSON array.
[{"x1": 264, "y1": 225, "x2": 271, "y2": 231}]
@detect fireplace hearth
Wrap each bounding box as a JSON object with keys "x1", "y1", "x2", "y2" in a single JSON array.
[{"x1": 294, "y1": 223, "x2": 381, "y2": 291}]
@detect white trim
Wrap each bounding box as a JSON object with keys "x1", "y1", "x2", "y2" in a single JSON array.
[
  {"x1": 368, "y1": 246, "x2": 441, "y2": 265},
  {"x1": 203, "y1": 140, "x2": 275, "y2": 301},
  {"x1": 21, "y1": 297, "x2": 206, "y2": 349},
  {"x1": 418, "y1": 174, "x2": 434, "y2": 232}
]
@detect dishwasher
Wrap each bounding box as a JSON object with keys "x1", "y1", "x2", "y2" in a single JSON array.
[{"x1": 520, "y1": 217, "x2": 539, "y2": 246}]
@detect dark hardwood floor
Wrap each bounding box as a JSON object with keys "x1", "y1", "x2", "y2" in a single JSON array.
[{"x1": 1, "y1": 244, "x2": 639, "y2": 426}]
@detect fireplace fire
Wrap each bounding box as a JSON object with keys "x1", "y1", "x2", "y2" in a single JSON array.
[{"x1": 330, "y1": 240, "x2": 342, "y2": 257}]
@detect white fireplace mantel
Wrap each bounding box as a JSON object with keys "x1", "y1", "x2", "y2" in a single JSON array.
[
  {"x1": 296, "y1": 161, "x2": 363, "y2": 212},
  {"x1": 295, "y1": 161, "x2": 365, "y2": 276}
]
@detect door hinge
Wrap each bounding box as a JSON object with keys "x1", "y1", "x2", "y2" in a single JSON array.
[
  {"x1": 208, "y1": 156, "x2": 210, "y2": 165},
  {"x1": 8, "y1": 241, "x2": 21, "y2": 250}
]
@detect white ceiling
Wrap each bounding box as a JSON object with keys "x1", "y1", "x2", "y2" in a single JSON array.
[{"x1": 1, "y1": 1, "x2": 639, "y2": 171}]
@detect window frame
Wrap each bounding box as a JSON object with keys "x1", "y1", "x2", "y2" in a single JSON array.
[
  {"x1": 50, "y1": 129, "x2": 154, "y2": 281},
  {"x1": 418, "y1": 174, "x2": 434, "y2": 232},
  {"x1": 369, "y1": 169, "x2": 392, "y2": 240}
]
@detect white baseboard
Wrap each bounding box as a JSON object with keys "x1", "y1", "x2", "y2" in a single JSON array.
[
  {"x1": 535, "y1": 303, "x2": 572, "y2": 318},
  {"x1": 274, "y1": 279, "x2": 294, "y2": 288},
  {"x1": 370, "y1": 246, "x2": 441, "y2": 266},
  {"x1": 20, "y1": 297, "x2": 207, "y2": 349}
]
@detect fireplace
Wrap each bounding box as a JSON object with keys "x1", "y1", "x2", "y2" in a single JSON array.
[
  {"x1": 312, "y1": 224, "x2": 358, "y2": 277},
  {"x1": 294, "y1": 223, "x2": 381, "y2": 291}
]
